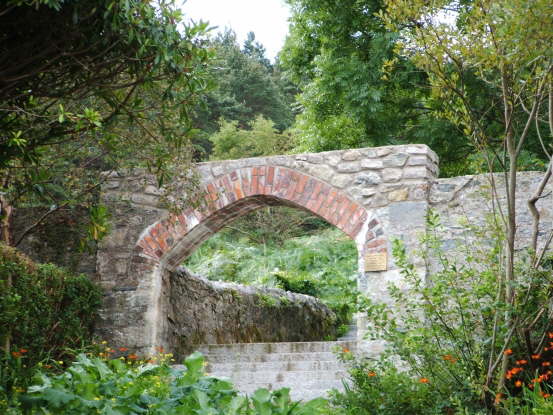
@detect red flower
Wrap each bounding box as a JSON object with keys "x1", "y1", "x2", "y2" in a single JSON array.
[{"x1": 118, "y1": 347, "x2": 129, "y2": 352}]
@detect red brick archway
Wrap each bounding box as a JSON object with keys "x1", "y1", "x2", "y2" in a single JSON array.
[{"x1": 132, "y1": 166, "x2": 387, "y2": 272}]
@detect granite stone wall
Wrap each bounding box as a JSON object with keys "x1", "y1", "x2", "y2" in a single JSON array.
[
  {"x1": 166, "y1": 268, "x2": 337, "y2": 358},
  {"x1": 10, "y1": 144, "x2": 552, "y2": 357}
]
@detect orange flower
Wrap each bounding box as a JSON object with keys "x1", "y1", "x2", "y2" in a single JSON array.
[
  {"x1": 548, "y1": 332, "x2": 553, "y2": 339},
  {"x1": 543, "y1": 362, "x2": 551, "y2": 367},
  {"x1": 515, "y1": 380, "x2": 523, "y2": 387},
  {"x1": 494, "y1": 393, "x2": 503, "y2": 405},
  {"x1": 156, "y1": 346, "x2": 165, "y2": 354},
  {"x1": 127, "y1": 353, "x2": 138, "y2": 360},
  {"x1": 516, "y1": 360, "x2": 528, "y2": 365},
  {"x1": 419, "y1": 377, "x2": 429, "y2": 384},
  {"x1": 442, "y1": 354, "x2": 457, "y2": 363},
  {"x1": 545, "y1": 347, "x2": 550, "y2": 352},
  {"x1": 504, "y1": 349, "x2": 513, "y2": 355},
  {"x1": 19, "y1": 348, "x2": 28, "y2": 354},
  {"x1": 367, "y1": 371, "x2": 377, "y2": 377},
  {"x1": 532, "y1": 354, "x2": 541, "y2": 360},
  {"x1": 541, "y1": 391, "x2": 551, "y2": 398},
  {"x1": 342, "y1": 347, "x2": 350, "y2": 353},
  {"x1": 11, "y1": 351, "x2": 21, "y2": 358},
  {"x1": 118, "y1": 347, "x2": 129, "y2": 352}
]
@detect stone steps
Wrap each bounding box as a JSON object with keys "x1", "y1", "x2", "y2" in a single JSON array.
[{"x1": 197, "y1": 340, "x2": 356, "y2": 401}]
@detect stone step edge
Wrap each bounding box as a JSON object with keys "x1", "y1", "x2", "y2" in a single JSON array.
[{"x1": 198, "y1": 340, "x2": 357, "y2": 347}]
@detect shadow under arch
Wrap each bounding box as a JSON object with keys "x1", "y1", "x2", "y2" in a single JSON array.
[{"x1": 128, "y1": 165, "x2": 388, "y2": 354}]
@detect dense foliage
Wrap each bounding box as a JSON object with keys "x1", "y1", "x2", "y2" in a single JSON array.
[
  {"x1": 4, "y1": 352, "x2": 328, "y2": 414},
  {"x1": 0, "y1": 0, "x2": 212, "y2": 246},
  {"x1": 192, "y1": 30, "x2": 296, "y2": 158},
  {"x1": 0, "y1": 244, "x2": 101, "y2": 407},
  {"x1": 185, "y1": 220, "x2": 358, "y2": 332}
]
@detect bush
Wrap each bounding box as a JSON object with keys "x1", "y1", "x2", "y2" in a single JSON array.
[
  {"x1": 10, "y1": 352, "x2": 329, "y2": 414},
  {"x1": 329, "y1": 360, "x2": 446, "y2": 415},
  {"x1": 0, "y1": 244, "x2": 102, "y2": 407}
]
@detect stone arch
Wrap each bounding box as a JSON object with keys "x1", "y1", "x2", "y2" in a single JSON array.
[{"x1": 127, "y1": 166, "x2": 387, "y2": 354}]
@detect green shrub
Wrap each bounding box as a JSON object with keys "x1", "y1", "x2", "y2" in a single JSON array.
[
  {"x1": 329, "y1": 360, "x2": 446, "y2": 415},
  {"x1": 11, "y1": 352, "x2": 329, "y2": 414},
  {"x1": 0, "y1": 244, "x2": 102, "y2": 407}
]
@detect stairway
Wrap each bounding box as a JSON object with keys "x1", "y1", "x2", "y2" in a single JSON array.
[{"x1": 197, "y1": 340, "x2": 357, "y2": 401}]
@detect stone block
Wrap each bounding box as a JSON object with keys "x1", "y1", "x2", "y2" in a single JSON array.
[
  {"x1": 360, "y1": 159, "x2": 383, "y2": 169},
  {"x1": 383, "y1": 153, "x2": 408, "y2": 167},
  {"x1": 342, "y1": 149, "x2": 362, "y2": 161},
  {"x1": 387, "y1": 188, "x2": 409, "y2": 202},
  {"x1": 403, "y1": 166, "x2": 429, "y2": 179},
  {"x1": 309, "y1": 164, "x2": 334, "y2": 182},
  {"x1": 337, "y1": 162, "x2": 362, "y2": 173},
  {"x1": 131, "y1": 193, "x2": 160, "y2": 207},
  {"x1": 354, "y1": 172, "x2": 382, "y2": 186},
  {"x1": 389, "y1": 201, "x2": 427, "y2": 227},
  {"x1": 331, "y1": 174, "x2": 351, "y2": 188},
  {"x1": 376, "y1": 147, "x2": 393, "y2": 157},
  {"x1": 325, "y1": 154, "x2": 341, "y2": 166},
  {"x1": 382, "y1": 168, "x2": 402, "y2": 182},
  {"x1": 406, "y1": 156, "x2": 428, "y2": 166},
  {"x1": 211, "y1": 165, "x2": 225, "y2": 177}
]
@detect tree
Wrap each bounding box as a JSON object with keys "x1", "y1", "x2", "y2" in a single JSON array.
[
  {"x1": 280, "y1": 0, "x2": 537, "y2": 176},
  {"x1": 382, "y1": 0, "x2": 552, "y2": 402},
  {"x1": 0, "y1": 0, "x2": 213, "y2": 246},
  {"x1": 210, "y1": 116, "x2": 293, "y2": 161},
  {"x1": 192, "y1": 29, "x2": 294, "y2": 152}
]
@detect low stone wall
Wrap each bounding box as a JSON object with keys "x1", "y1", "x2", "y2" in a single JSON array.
[{"x1": 166, "y1": 268, "x2": 337, "y2": 358}]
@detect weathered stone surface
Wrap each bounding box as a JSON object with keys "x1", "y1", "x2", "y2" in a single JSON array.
[
  {"x1": 382, "y1": 168, "x2": 402, "y2": 182},
  {"x1": 337, "y1": 162, "x2": 362, "y2": 173},
  {"x1": 403, "y1": 166, "x2": 428, "y2": 179},
  {"x1": 168, "y1": 268, "x2": 337, "y2": 358},
  {"x1": 388, "y1": 188, "x2": 409, "y2": 202},
  {"x1": 342, "y1": 149, "x2": 362, "y2": 161},
  {"x1": 354, "y1": 172, "x2": 381, "y2": 186},
  {"x1": 361, "y1": 159, "x2": 383, "y2": 169},
  {"x1": 383, "y1": 153, "x2": 408, "y2": 168},
  {"x1": 331, "y1": 174, "x2": 352, "y2": 188}
]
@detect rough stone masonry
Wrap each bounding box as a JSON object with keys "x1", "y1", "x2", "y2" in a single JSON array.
[{"x1": 92, "y1": 144, "x2": 552, "y2": 356}]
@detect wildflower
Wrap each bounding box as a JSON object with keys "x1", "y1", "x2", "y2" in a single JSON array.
[
  {"x1": 419, "y1": 377, "x2": 429, "y2": 384},
  {"x1": 128, "y1": 353, "x2": 138, "y2": 360},
  {"x1": 156, "y1": 346, "x2": 165, "y2": 354},
  {"x1": 118, "y1": 347, "x2": 129, "y2": 352},
  {"x1": 494, "y1": 393, "x2": 503, "y2": 405},
  {"x1": 11, "y1": 351, "x2": 21, "y2": 358},
  {"x1": 367, "y1": 371, "x2": 377, "y2": 377},
  {"x1": 442, "y1": 354, "x2": 457, "y2": 363},
  {"x1": 19, "y1": 348, "x2": 28, "y2": 354},
  {"x1": 516, "y1": 360, "x2": 528, "y2": 365},
  {"x1": 342, "y1": 347, "x2": 350, "y2": 354},
  {"x1": 515, "y1": 380, "x2": 523, "y2": 387},
  {"x1": 504, "y1": 349, "x2": 513, "y2": 355},
  {"x1": 541, "y1": 391, "x2": 551, "y2": 398},
  {"x1": 548, "y1": 332, "x2": 553, "y2": 339},
  {"x1": 543, "y1": 362, "x2": 551, "y2": 367},
  {"x1": 101, "y1": 340, "x2": 107, "y2": 345},
  {"x1": 532, "y1": 354, "x2": 541, "y2": 360}
]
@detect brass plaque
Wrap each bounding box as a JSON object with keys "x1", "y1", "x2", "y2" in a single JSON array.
[{"x1": 364, "y1": 252, "x2": 387, "y2": 271}]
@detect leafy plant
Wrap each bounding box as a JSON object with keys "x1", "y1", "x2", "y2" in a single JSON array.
[
  {"x1": 10, "y1": 352, "x2": 329, "y2": 414},
  {"x1": 0, "y1": 244, "x2": 101, "y2": 408}
]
